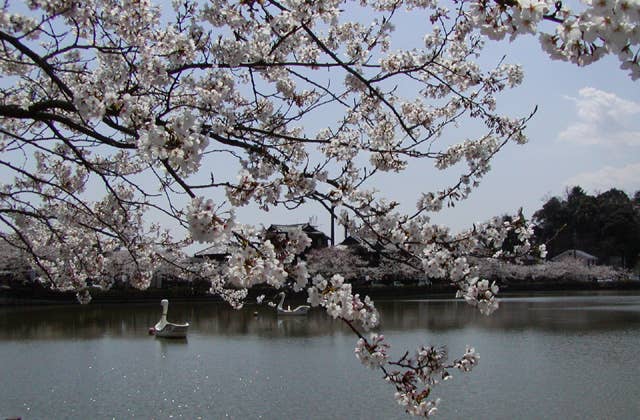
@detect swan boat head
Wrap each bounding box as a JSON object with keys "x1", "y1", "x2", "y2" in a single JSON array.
[{"x1": 276, "y1": 292, "x2": 310, "y2": 316}]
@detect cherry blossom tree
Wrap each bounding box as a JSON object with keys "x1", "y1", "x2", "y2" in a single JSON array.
[{"x1": 0, "y1": 0, "x2": 636, "y2": 416}]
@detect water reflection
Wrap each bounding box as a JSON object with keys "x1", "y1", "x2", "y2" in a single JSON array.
[
  {"x1": 380, "y1": 295, "x2": 640, "y2": 332},
  {"x1": 0, "y1": 304, "x2": 159, "y2": 340},
  {"x1": 1, "y1": 292, "x2": 640, "y2": 340},
  {"x1": 155, "y1": 337, "x2": 188, "y2": 352}
]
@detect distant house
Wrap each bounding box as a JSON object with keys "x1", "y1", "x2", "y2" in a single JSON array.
[
  {"x1": 338, "y1": 235, "x2": 379, "y2": 262},
  {"x1": 193, "y1": 243, "x2": 240, "y2": 262},
  {"x1": 338, "y1": 235, "x2": 412, "y2": 266},
  {"x1": 265, "y1": 223, "x2": 330, "y2": 253},
  {"x1": 192, "y1": 224, "x2": 329, "y2": 264},
  {"x1": 338, "y1": 235, "x2": 370, "y2": 250},
  {"x1": 552, "y1": 249, "x2": 598, "y2": 266}
]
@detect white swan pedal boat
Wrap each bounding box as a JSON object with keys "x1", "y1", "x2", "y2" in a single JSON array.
[
  {"x1": 276, "y1": 292, "x2": 310, "y2": 316},
  {"x1": 149, "y1": 299, "x2": 189, "y2": 338}
]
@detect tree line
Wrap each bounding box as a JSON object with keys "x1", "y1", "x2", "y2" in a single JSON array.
[{"x1": 533, "y1": 187, "x2": 640, "y2": 269}]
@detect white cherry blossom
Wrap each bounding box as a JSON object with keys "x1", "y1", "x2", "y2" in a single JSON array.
[{"x1": 0, "y1": 0, "x2": 635, "y2": 417}]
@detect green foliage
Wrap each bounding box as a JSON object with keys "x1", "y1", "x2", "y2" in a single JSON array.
[{"x1": 533, "y1": 187, "x2": 640, "y2": 268}]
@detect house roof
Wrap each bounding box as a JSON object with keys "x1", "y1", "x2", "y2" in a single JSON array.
[
  {"x1": 194, "y1": 243, "x2": 240, "y2": 257},
  {"x1": 268, "y1": 223, "x2": 310, "y2": 230},
  {"x1": 340, "y1": 235, "x2": 379, "y2": 247},
  {"x1": 340, "y1": 236, "x2": 365, "y2": 246},
  {"x1": 339, "y1": 234, "x2": 393, "y2": 252},
  {"x1": 267, "y1": 223, "x2": 329, "y2": 238},
  {"x1": 552, "y1": 249, "x2": 598, "y2": 261}
]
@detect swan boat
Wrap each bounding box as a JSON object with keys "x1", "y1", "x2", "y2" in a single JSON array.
[
  {"x1": 149, "y1": 299, "x2": 189, "y2": 338},
  {"x1": 276, "y1": 292, "x2": 310, "y2": 316}
]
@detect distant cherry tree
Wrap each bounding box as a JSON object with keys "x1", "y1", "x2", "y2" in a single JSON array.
[
  {"x1": 0, "y1": 0, "x2": 636, "y2": 416},
  {"x1": 306, "y1": 245, "x2": 431, "y2": 284}
]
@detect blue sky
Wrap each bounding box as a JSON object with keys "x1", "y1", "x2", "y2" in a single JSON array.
[
  {"x1": 230, "y1": 30, "x2": 639, "y2": 239},
  {"x1": 2, "y1": 2, "x2": 638, "y2": 245},
  {"x1": 432, "y1": 33, "x2": 640, "y2": 229}
]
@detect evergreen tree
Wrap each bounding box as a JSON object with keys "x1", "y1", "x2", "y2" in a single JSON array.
[{"x1": 533, "y1": 187, "x2": 640, "y2": 268}]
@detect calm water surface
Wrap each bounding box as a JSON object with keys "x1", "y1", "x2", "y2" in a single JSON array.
[{"x1": 1, "y1": 292, "x2": 640, "y2": 419}]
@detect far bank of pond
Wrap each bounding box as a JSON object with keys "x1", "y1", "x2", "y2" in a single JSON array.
[{"x1": 2, "y1": 275, "x2": 640, "y2": 305}]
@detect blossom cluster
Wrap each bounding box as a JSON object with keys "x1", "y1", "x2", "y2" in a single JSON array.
[
  {"x1": 467, "y1": 0, "x2": 640, "y2": 79},
  {"x1": 138, "y1": 112, "x2": 210, "y2": 175},
  {"x1": 307, "y1": 274, "x2": 380, "y2": 331},
  {"x1": 382, "y1": 344, "x2": 480, "y2": 417},
  {"x1": 454, "y1": 346, "x2": 480, "y2": 372},
  {"x1": 355, "y1": 333, "x2": 390, "y2": 369},
  {"x1": 224, "y1": 240, "x2": 288, "y2": 288},
  {"x1": 455, "y1": 277, "x2": 500, "y2": 315},
  {"x1": 186, "y1": 197, "x2": 234, "y2": 244}
]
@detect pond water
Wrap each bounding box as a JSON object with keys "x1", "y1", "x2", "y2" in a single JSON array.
[{"x1": 1, "y1": 292, "x2": 640, "y2": 419}]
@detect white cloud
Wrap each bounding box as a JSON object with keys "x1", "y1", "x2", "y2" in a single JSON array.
[
  {"x1": 564, "y1": 163, "x2": 640, "y2": 193},
  {"x1": 558, "y1": 87, "x2": 640, "y2": 147}
]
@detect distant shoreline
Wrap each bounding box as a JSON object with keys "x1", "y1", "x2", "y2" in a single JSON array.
[{"x1": 2, "y1": 278, "x2": 640, "y2": 305}]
